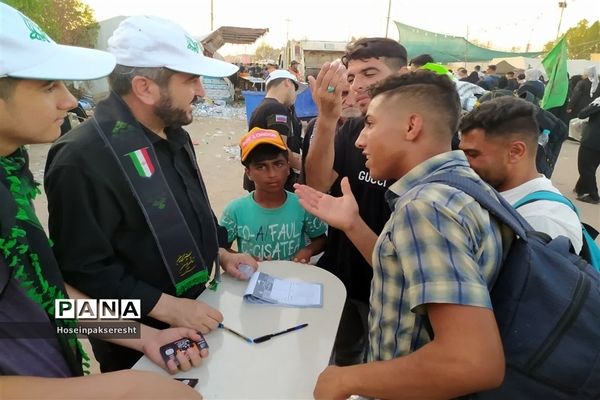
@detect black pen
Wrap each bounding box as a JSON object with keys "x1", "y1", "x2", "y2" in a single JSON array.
[
  {"x1": 253, "y1": 323, "x2": 309, "y2": 344},
  {"x1": 218, "y1": 323, "x2": 253, "y2": 343}
]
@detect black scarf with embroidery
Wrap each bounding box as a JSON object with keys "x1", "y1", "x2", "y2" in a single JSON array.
[{"x1": 0, "y1": 148, "x2": 86, "y2": 376}]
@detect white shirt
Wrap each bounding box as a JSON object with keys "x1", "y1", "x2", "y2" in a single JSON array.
[
  {"x1": 455, "y1": 80, "x2": 487, "y2": 111},
  {"x1": 501, "y1": 176, "x2": 583, "y2": 253}
]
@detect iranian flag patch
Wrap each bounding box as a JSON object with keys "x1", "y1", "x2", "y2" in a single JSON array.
[{"x1": 126, "y1": 147, "x2": 155, "y2": 178}]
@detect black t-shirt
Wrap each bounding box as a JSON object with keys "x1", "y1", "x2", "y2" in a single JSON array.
[
  {"x1": 249, "y1": 98, "x2": 302, "y2": 152},
  {"x1": 316, "y1": 117, "x2": 392, "y2": 302},
  {"x1": 299, "y1": 117, "x2": 317, "y2": 184},
  {"x1": 245, "y1": 98, "x2": 303, "y2": 191}
]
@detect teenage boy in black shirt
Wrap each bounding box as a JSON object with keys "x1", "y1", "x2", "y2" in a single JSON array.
[{"x1": 304, "y1": 38, "x2": 409, "y2": 366}]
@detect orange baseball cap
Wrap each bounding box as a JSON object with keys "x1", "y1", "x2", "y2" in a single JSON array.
[{"x1": 240, "y1": 127, "x2": 288, "y2": 162}]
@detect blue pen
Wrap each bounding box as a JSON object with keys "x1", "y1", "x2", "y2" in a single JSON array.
[
  {"x1": 253, "y1": 323, "x2": 309, "y2": 344},
  {"x1": 218, "y1": 323, "x2": 253, "y2": 343}
]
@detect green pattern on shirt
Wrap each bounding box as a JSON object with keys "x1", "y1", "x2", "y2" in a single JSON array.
[{"x1": 220, "y1": 191, "x2": 326, "y2": 260}]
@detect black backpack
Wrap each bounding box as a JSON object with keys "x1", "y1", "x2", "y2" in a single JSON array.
[{"x1": 424, "y1": 173, "x2": 600, "y2": 399}]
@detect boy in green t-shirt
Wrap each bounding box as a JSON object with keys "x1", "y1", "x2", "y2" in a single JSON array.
[{"x1": 221, "y1": 128, "x2": 326, "y2": 262}]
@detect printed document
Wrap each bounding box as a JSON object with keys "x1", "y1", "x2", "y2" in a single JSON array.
[{"x1": 244, "y1": 271, "x2": 323, "y2": 307}]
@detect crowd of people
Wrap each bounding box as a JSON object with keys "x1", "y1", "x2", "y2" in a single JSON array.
[
  {"x1": 1, "y1": 2, "x2": 600, "y2": 399},
  {"x1": 408, "y1": 55, "x2": 600, "y2": 203},
  {"x1": 231, "y1": 60, "x2": 306, "y2": 92}
]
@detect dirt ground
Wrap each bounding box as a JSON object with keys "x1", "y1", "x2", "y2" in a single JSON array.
[{"x1": 27, "y1": 114, "x2": 600, "y2": 373}]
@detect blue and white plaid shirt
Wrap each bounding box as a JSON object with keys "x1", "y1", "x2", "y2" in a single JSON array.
[{"x1": 368, "y1": 151, "x2": 504, "y2": 361}]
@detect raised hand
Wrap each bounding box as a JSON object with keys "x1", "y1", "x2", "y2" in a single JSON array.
[{"x1": 308, "y1": 61, "x2": 348, "y2": 120}]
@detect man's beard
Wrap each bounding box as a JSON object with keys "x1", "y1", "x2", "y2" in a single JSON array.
[{"x1": 153, "y1": 90, "x2": 194, "y2": 128}]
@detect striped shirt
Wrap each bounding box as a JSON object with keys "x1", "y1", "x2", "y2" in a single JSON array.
[{"x1": 368, "y1": 151, "x2": 504, "y2": 361}]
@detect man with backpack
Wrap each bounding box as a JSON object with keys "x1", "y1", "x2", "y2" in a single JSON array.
[
  {"x1": 297, "y1": 71, "x2": 600, "y2": 400},
  {"x1": 305, "y1": 37, "x2": 409, "y2": 367},
  {"x1": 475, "y1": 89, "x2": 568, "y2": 179},
  {"x1": 296, "y1": 71, "x2": 506, "y2": 399},
  {"x1": 459, "y1": 97, "x2": 583, "y2": 253},
  {"x1": 460, "y1": 96, "x2": 600, "y2": 270}
]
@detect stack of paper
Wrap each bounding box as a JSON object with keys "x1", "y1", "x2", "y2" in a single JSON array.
[{"x1": 244, "y1": 271, "x2": 323, "y2": 308}]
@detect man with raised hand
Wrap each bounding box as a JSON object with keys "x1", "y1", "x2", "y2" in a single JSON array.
[
  {"x1": 304, "y1": 38, "x2": 408, "y2": 366},
  {"x1": 297, "y1": 71, "x2": 505, "y2": 399}
]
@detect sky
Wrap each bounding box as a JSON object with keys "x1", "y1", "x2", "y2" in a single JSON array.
[{"x1": 85, "y1": 0, "x2": 600, "y2": 56}]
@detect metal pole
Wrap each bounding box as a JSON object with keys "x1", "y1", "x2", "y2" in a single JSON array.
[
  {"x1": 385, "y1": 0, "x2": 392, "y2": 38},
  {"x1": 556, "y1": 1, "x2": 567, "y2": 40},
  {"x1": 210, "y1": 0, "x2": 214, "y2": 31},
  {"x1": 464, "y1": 25, "x2": 469, "y2": 67}
]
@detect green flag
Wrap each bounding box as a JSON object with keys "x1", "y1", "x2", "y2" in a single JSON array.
[{"x1": 541, "y1": 36, "x2": 569, "y2": 110}]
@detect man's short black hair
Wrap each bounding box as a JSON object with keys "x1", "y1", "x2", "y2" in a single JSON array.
[
  {"x1": 506, "y1": 71, "x2": 515, "y2": 77},
  {"x1": 409, "y1": 54, "x2": 434, "y2": 68},
  {"x1": 342, "y1": 37, "x2": 408, "y2": 71},
  {"x1": 459, "y1": 97, "x2": 539, "y2": 149},
  {"x1": 487, "y1": 65, "x2": 497, "y2": 72},
  {"x1": 242, "y1": 144, "x2": 289, "y2": 167},
  {"x1": 108, "y1": 65, "x2": 178, "y2": 96},
  {"x1": 474, "y1": 65, "x2": 481, "y2": 71},
  {"x1": 369, "y1": 70, "x2": 461, "y2": 136}
]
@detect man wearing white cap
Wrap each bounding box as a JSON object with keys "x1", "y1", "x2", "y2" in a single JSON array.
[
  {"x1": 0, "y1": 4, "x2": 204, "y2": 398},
  {"x1": 44, "y1": 15, "x2": 258, "y2": 372},
  {"x1": 245, "y1": 69, "x2": 308, "y2": 192}
]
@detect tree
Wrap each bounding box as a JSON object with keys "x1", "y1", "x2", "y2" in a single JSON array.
[
  {"x1": 6, "y1": 0, "x2": 99, "y2": 48},
  {"x1": 543, "y1": 19, "x2": 600, "y2": 59},
  {"x1": 254, "y1": 42, "x2": 280, "y2": 62},
  {"x1": 470, "y1": 38, "x2": 491, "y2": 49}
]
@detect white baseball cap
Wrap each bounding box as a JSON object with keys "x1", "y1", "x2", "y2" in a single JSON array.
[
  {"x1": 108, "y1": 16, "x2": 238, "y2": 78},
  {"x1": 0, "y1": 3, "x2": 116, "y2": 80},
  {"x1": 265, "y1": 70, "x2": 308, "y2": 93}
]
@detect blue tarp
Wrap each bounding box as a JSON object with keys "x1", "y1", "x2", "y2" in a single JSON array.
[{"x1": 242, "y1": 90, "x2": 318, "y2": 124}]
